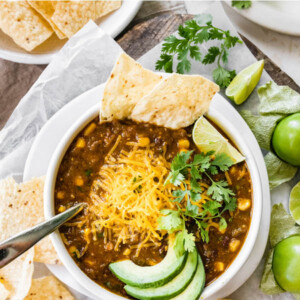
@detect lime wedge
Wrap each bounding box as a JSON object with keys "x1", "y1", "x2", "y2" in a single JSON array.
[
  {"x1": 226, "y1": 60, "x2": 264, "y2": 105},
  {"x1": 289, "y1": 182, "x2": 300, "y2": 225},
  {"x1": 192, "y1": 116, "x2": 245, "y2": 164}
]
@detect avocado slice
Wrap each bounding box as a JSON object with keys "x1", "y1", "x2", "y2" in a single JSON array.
[
  {"x1": 109, "y1": 235, "x2": 187, "y2": 288},
  {"x1": 171, "y1": 254, "x2": 205, "y2": 300},
  {"x1": 125, "y1": 249, "x2": 198, "y2": 300}
]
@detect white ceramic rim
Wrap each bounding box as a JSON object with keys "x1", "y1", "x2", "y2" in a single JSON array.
[
  {"x1": 44, "y1": 101, "x2": 262, "y2": 300},
  {"x1": 223, "y1": 1, "x2": 300, "y2": 36},
  {"x1": 0, "y1": 0, "x2": 142, "y2": 65}
]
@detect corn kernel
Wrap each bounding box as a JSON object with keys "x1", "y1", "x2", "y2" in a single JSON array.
[
  {"x1": 215, "y1": 262, "x2": 224, "y2": 272},
  {"x1": 58, "y1": 205, "x2": 66, "y2": 213},
  {"x1": 84, "y1": 123, "x2": 96, "y2": 136},
  {"x1": 75, "y1": 176, "x2": 84, "y2": 186},
  {"x1": 139, "y1": 137, "x2": 150, "y2": 147},
  {"x1": 178, "y1": 139, "x2": 190, "y2": 149},
  {"x1": 180, "y1": 148, "x2": 188, "y2": 153},
  {"x1": 123, "y1": 248, "x2": 131, "y2": 256},
  {"x1": 229, "y1": 239, "x2": 241, "y2": 252},
  {"x1": 238, "y1": 198, "x2": 251, "y2": 211},
  {"x1": 76, "y1": 137, "x2": 86, "y2": 148},
  {"x1": 219, "y1": 227, "x2": 226, "y2": 234},
  {"x1": 56, "y1": 191, "x2": 65, "y2": 199},
  {"x1": 68, "y1": 246, "x2": 77, "y2": 253}
]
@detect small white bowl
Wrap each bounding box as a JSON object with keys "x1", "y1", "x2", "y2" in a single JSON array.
[{"x1": 44, "y1": 100, "x2": 262, "y2": 300}]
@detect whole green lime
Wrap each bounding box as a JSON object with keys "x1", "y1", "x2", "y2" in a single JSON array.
[
  {"x1": 272, "y1": 113, "x2": 300, "y2": 166},
  {"x1": 273, "y1": 235, "x2": 300, "y2": 293}
]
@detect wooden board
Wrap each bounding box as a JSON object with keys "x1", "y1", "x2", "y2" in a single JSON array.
[{"x1": 0, "y1": 12, "x2": 299, "y2": 129}]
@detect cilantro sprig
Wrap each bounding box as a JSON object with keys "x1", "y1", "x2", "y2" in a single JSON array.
[
  {"x1": 155, "y1": 14, "x2": 242, "y2": 88},
  {"x1": 158, "y1": 150, "x2": 237, "y2": 251}
]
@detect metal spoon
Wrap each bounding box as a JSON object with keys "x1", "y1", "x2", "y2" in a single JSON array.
[{"x1": 0, "y1": 203, "x2": 84, "y2": 268}]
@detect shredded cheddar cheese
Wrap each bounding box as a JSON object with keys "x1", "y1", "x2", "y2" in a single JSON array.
[{"x1": 88, "y1": 138, "x2": 176, "y2": 255}]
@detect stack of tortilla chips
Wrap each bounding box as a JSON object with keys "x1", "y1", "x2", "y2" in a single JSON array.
[
  {"x1": 0, "y1": 177, "x2": 74, "y2": 299},
  {"x1": 0, "y1": 0, "x2": 121, "y2": 52}
]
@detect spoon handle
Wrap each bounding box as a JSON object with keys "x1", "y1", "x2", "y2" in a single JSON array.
[{"x1": 0, "y1": 203, "x2": 83, "y2": 268}]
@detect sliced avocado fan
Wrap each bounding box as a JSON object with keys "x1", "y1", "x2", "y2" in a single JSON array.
[
  {"x1": 109, "y1": 235, "x2": 187, "y2": 288},
  {"x1": 125, "y1": 248, "x2": 198, "y2": 300},
  {"x1": 171, "y1": 254, "x2": 205, "y2": 300}
]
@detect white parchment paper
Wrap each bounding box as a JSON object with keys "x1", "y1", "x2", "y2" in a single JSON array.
[{"x1": 0, "y1": 2, "x2": 298, "y2": 300}]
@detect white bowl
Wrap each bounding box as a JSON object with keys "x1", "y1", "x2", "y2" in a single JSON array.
[
  {"x1": 44, "y1": 101, "x2": 263, "y2": 300},
  {"x1": 0, "y1": 0, "x2": 142, "y2": 64}
]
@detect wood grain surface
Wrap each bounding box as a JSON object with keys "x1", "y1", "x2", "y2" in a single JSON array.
[{"x1": 1, "y1": 12, "x2": 299, "y2": 129}]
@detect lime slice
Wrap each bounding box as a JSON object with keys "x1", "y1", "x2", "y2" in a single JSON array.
[
  {"x1": 225, "y1": 60, "x2": 264, "y2": 105},
  {"x1": 289, "y1": 182, "x2": 300, "y2": 225},
  {"x1": 192, "y1": 116, "x2": 245, "y2": 163}
]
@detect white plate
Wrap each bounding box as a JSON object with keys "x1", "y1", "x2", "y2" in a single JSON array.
[
  {"x1": 0, "y1": 0, "x2": 142, "y2": 65},
  {"x1": 24, "y1": 84, "x2": 270, "y2": 299},
  {"x1": 224, "y1": 1, "x2": 300, "y2": 36}
]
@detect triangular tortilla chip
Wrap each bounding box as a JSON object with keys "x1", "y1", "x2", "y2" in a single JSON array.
[
  {"x1": 0, "y1": 1, "x2": 53, "y2": 51},
  {"x1": 100, "y1": 53, "x2": 162, "y2": 122},
  {"x1": 131, "y1": 73, "x2": 219, "y2": 129},
  {"x1": 25, "y1": 276, "x2": 74, "y2": 300},
  {"x1": 27, "y1": 1, "x2": 66, "y2": 39},
  {"x1": 51, "y1": 0, "x2": 121, "y2": 38},
  {"x1": 95, "y1": 0, "x2": 121, "y2": 18},
  {"x1": 0, "y1": 177, "x2": 60, "y2": 265},
  {"x1": 0, "y1": 249, "x2": 34, "y2": 300}
]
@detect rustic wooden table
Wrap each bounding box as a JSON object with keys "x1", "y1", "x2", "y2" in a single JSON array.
[{"x1": 1, "y1": 12, "x2": 299, "y2": 130}]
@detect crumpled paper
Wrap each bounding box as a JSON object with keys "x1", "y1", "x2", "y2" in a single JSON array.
[
  {"x1": 0, "y1": 21, "x2": 122, "y2": 182},
  {"x1": 0, "y1": 2, "x2": 299, "y2": 300}
]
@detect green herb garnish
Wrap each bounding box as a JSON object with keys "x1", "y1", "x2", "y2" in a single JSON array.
[
  {"x1": 158, "y1": 150, "x2": 236, "y2": 251},
  {"x1": 232, "y1": 1, "x2": 252, "y2": 9},
  {"x1": 85, "y1": 169, "x2": 92, "y2": 177},
  {"x1": 155, "y1": 14, "x2": 242, "y2": 88}
]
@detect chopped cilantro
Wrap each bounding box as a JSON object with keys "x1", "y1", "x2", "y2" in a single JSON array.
[
  {"x1": 160, "y1": 150, "x2": 237, "y2": 244},
  {"x1": 85, "y1": 169, "x2": 92, "y2": 176}
]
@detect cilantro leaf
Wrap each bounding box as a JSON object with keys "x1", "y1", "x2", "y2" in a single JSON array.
[
  {"x1": 175, "y1": 229, "x2": 196, "y2": 256},
  {"x1": 195, "y1": 220, "x2": 209, "y2": 243},
  {"x1": 207, "y1": 180, "x2": 235, "y2": 202},
  {"x1": 202, "y1": 46, "x2": 220, "y2": 65},
  {"x1": 155, "y1": 54, "x2": 173, "y2": 73},
  {"x1": 171, "y1": 151, "x2": 193, "y2": 172},
  {"x1": 172, "y1": 189, "x2": 187, "y2": 203},
  {"x1": 213, "y1": 66, "x2": 236, "y2": 88},
  {"x1": 158, "y1": 210, "x2": 184, "y2": 233},
  {"x1": 224, "y1": 197, "x2": 237, "y2": 212},
  {"x1": 219, "y1": 217, "x2": 227, "y2": 231},
  {"x1": 209, "y1": 153, "x2": 234, "y2": 173},
  {"x1": 194, "y1": 14, "x2": 212, "y2": 26},
  {"x1": 232, "y1": 1, "x2": 252, "y2": 9}
]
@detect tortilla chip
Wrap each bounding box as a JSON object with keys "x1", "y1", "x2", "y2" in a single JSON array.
[
  {"x1": 95, "y1": 0, "x2": 121, "y2": 18},
  {"x1": 100, "y1": 53, "x2": 162, "y2": 122},
  {"x1": 131, "y1": 73, "x2": 219, "y2": 129},
  {"x1": 0, "y1": 177, "x2": 60, "y2": 265},
  {"x1": 0, "y1": 249, "x2": 34, "y2": 300},
  {"x1": 25, "y1": 276, "x2": 74, "y2": 300},
  {"x1": 51, "y1": 0, "x2": 121, "y2": 39},
  {"x1": 0, "y1": 282, "x2": 9, "y2": 299},
  {"x1": 27, "y1": 1, "x2": 66, "y2": 39},
  {"x1": 0, "y1": 1, "x2": 53, "y2": 51}
]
